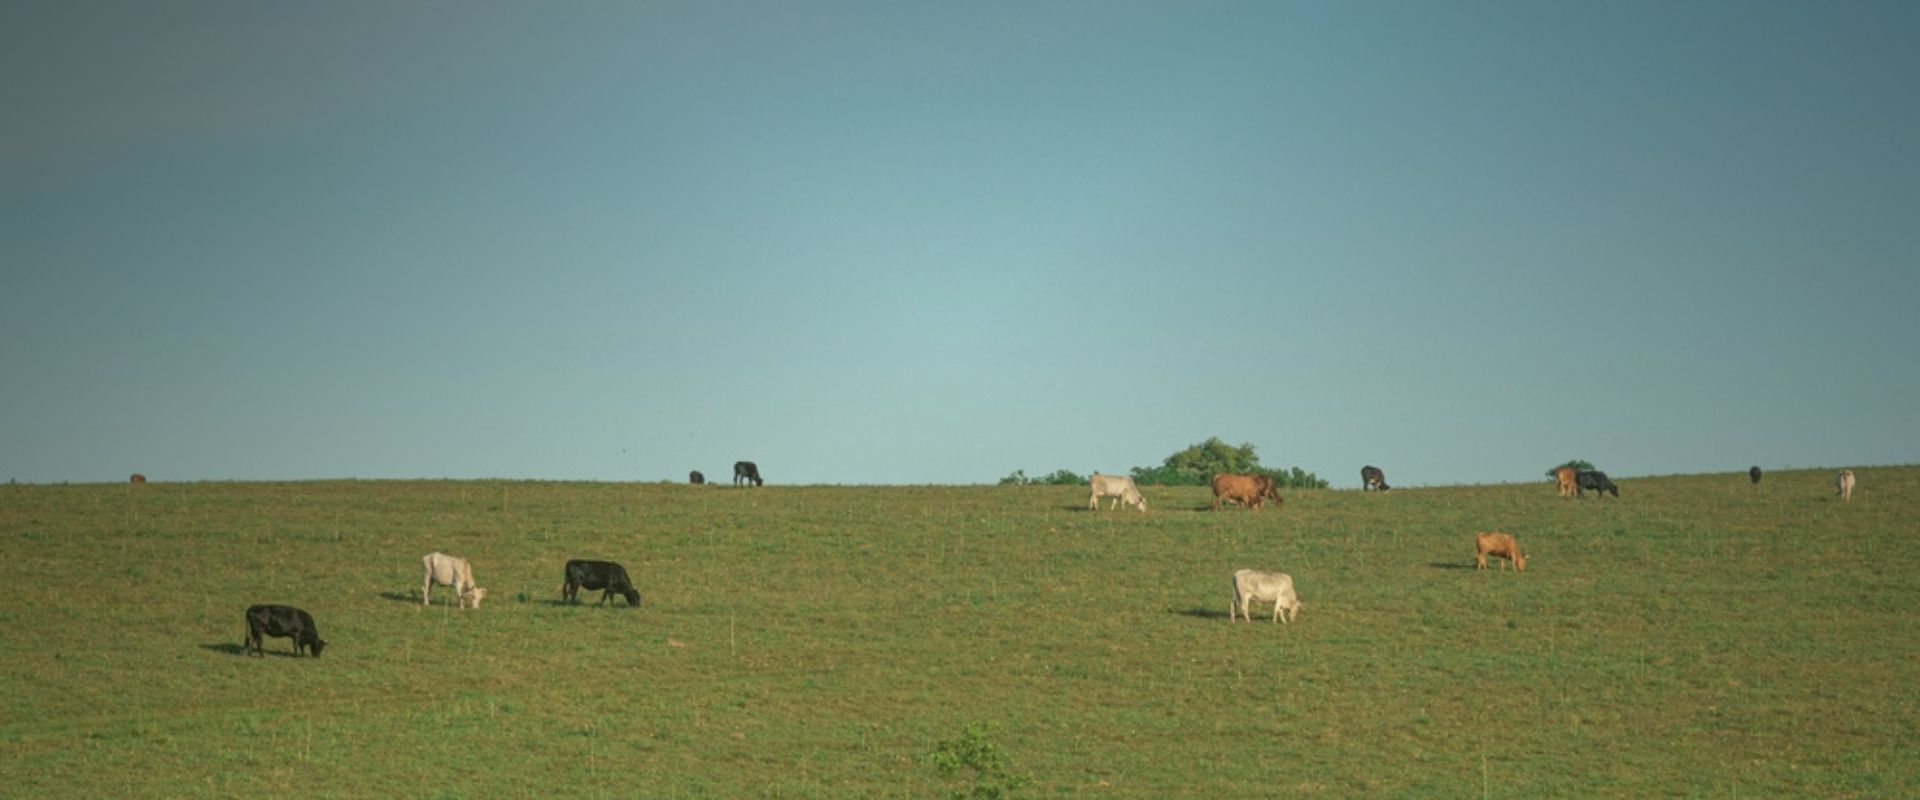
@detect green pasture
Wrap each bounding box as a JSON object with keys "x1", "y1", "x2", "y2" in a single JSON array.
[{"x1": 2, "y1": 468, "x2": 1916, "y2": 797}]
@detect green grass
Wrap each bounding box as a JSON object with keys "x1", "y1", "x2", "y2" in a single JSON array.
[{"x1": 3, "y1": 468, "x2": 1916, "y2": 797}]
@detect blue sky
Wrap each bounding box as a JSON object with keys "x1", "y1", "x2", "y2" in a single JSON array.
[{"x1": 4, "y1": 1, "x2": 1915, "y2": 486}]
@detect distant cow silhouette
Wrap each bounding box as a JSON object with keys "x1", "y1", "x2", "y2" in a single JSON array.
[
  {"x1": 1836, "y1": 469, "x2": 1855, "y2": 502},
  {"x1": 689, "y1": 471, "x2": 705, "y2": 485},
  {"x1": 1749, "y1": 466, "x2": 1762, "y2": 488},
  {"x1": 733, "y1": 461, "x2": 763, "y2": 487},
  {"x1": 1360, "y1": 465, "x2": 1389, "y2": 491},
  {"x1": 1576, "y1": 470, "x2": 1619, "y2": 498},
  {"x1": 130, "y1": 473, "x2": 146, "y2": 484}
]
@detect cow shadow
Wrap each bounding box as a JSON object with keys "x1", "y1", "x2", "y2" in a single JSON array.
[
  {"x1": 1173, "y1": 607, "x2": 1231, "y2": 620},
  {"x1": 378, "y1": 591, "x2": 422, "y2": 604},
  {"x1": 201, "y1": 643, "x2": 299, "y2": 658},
  {"x1": 536, "y1": 597, "x2": 630, "y2": 607},
  {"x1": 1426, "y1": 562, "x2": 1476, "y2": 570}
]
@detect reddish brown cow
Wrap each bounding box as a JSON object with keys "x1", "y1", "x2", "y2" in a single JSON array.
[
  {"x1": 1211, "y1": 473, "x2": 1283, "y2": 511},
  {"x1": 1475, "y1": 532, "x2": 1527, "y2": 571},
  {"x1": 130, "y1": 474, "x2": 146, "y2": 484},
  {"x1": 1554, "y1": 467, "x2": 1577, "y2": 498}
]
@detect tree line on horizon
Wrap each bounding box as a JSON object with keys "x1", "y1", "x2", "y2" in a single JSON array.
[{"x1": 1000, "y1": 437, "x2": 1330, "y2": 490}]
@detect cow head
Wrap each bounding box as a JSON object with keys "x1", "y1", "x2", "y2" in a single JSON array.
[
  {"x1": 309, "y1": 638, "x2": 328, "y2": 658},
  {"x1": 1125, "y1": 490, "x2": 1147, "y2": 512},
  {"x1": 462, "y1": 587, "x2": 488, "y2": 609},
  {"x1": 622, "y1": 589, "x2": 643, "y2": 607},
  {"x1": 1513, "y1": 552, "x2": 1527, "y2": 571}
]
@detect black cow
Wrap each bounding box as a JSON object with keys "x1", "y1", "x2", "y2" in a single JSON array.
[
  {"x1": 1576, "y1": 470, "x2": 1619, "y2": 498},
  {"x1": 1749, "y1": 465, "x2": 1762, "y2": 487},
  {"x1": 733, "y1": 461, "x2": 763, "y2": 487},
  {"x1": 1360, "y1": 465, "x2": 1390, "y2": 491},
  {"x1": 561, "y1": 559, "x2": 641, "y2": 607},
  {"x1": 689, "y1": 470, "x2": 705, "y2": 485},
  {"x1": 244, "y1": 604, "x2": 327, "y2": 658}
]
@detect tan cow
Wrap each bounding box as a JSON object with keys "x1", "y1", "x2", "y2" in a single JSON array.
[
  {"x1": 1231, "y1": 569, "x2": 1301, "y2": 623},
  {"x1": 1837, "y1": 469, "x2": 1855, "y2": 502},
  {"x1": 1554, "y1": 466, "x2": 1577, "y2": 498},
  {"x1": 1211, "y1": 473, "x2": 1282, "y2": 511},
  {"x1": 1475, "y1": 532, "x2": 1526, "y2": 571},
  {"x1": 421, "y1": 552, "x2": 488, "y2": 608},
  {"x1": 1088, "y1": 473, "x2": 1147, "y2": 511}
]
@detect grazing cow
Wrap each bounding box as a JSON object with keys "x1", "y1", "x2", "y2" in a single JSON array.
[
  {"x1": 420, "y1": 552, "x2": 487, "y2": 609},
  {"x1": 129, "y1": 473, "x2": 146, "y2": 484},
  {"x1": 1231, "y1": 569, "x2": 1301, "y2": 623},
  {"x1": 733, "y1": 461, "x2": 763, "y2": 487},
  {"x1": 1576, "y1": 470, "x2": 1619, "y2": 498},
  {"x1": 1087, "y1": 473, "x2": 1147, "y2": 512},
  {"x1": 1749, "y1": 466, "x2": 1762, "y2": 488},
  {"x1": 689, "y1": 470, "x2": 705, "y2": 485},
  {"x1": 1211, "y1": 473, "x2": 1282, "y2": 511},
  {"x1": 1554, "y1": 466, "x2": 1578, "y2": 498},
  {"x1": 1837, "y1": 469, "x2": 1855, "y2": 502},
  {"x1": 1360, "y1": 465, "x2": 1389, "y2": 491},
  {"x1": 1475, "y1": 532, "x2": 1526, "y2": 571},
  {"x1": 561, "y1": 559, "x2": 642, "y2": 607},
  {"x1": 244, "y1": 604, "x2": 327, "y2": 657}
]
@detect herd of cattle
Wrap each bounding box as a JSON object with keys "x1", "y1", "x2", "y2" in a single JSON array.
[
  {"x1": 687, "y1": 461, "x2": 764, "y2": 487},
  {"x1": 230, "y1": 462, "x2": 1870, "y2": 654},
  {"x1": 243, "y1": 553, "x2": 643, "y2": 658},
  {"x1": 1095, "y1": 463, "x2": 1864, "y2": 625}
]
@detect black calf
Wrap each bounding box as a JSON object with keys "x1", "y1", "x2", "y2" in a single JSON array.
[
  {"x1": 561, "y1": 559, "x2": 642, "y2": 607},
  {"x1": 245, "y1": 604, "x2": 327, "y2": 658}
]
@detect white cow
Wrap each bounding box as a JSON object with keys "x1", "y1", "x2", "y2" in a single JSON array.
[
  {"x1": 1837, "y1": 469, "x2": 1856, "y2": 502},
  {"x1": 1087, "y1": 473, "x2": 1147, "y2": 512},
  {"x1": 1231, "y1": 569, "x2": 1301, "y2": 623},
  {"x1": 421, "y1": 552, "x2": 488, "y2": 609}
]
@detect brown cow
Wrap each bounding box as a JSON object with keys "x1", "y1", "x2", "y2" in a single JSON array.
[
  {"x1": 1475, "y1": 532, "x2": 1526, "y2": 571},
  {"x1": 130, "y1": 473, "x2": 146, "y2": 484},
  {"x1": 1211, "y1": 473, "x2": 1283, "y2": 511},
  {"x1": 1554, "y1": 467, "x2": 1577, "y2": 498}
]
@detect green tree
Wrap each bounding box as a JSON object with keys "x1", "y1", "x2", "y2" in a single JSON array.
[
  {"x1": 1129, "y1": 437, "x2": 1327, "y2": 489},
  {"x1": 1547, "y1": 459, "x2": 1596, "y2": 478},
  {"x1": 997, "y1": 469, "x2": 1085, "y2": 486}
]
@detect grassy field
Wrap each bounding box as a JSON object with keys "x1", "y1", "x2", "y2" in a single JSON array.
[{"x1": 2, "y1": 467, "x2": 1916, "y2": 797}]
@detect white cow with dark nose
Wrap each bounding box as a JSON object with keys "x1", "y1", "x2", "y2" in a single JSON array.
[
  {"x1": 1231, "y1": 569, "x2": 1300, "y2": 623},
  {"x1": 1087, "y1": 473, "x2": 1147, "y2": 511},
  {"x1": 422, "y1": 552, "x2": 488, "y2": 609}
]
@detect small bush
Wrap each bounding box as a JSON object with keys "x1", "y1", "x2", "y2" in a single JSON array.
[{"x1": 930, "y1": 722, "x2": 1032, "y2": 799}]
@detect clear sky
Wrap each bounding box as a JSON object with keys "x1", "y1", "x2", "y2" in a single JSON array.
[{"x1": 4, "y1": 2, "x2": 1916, "y2": 487}]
